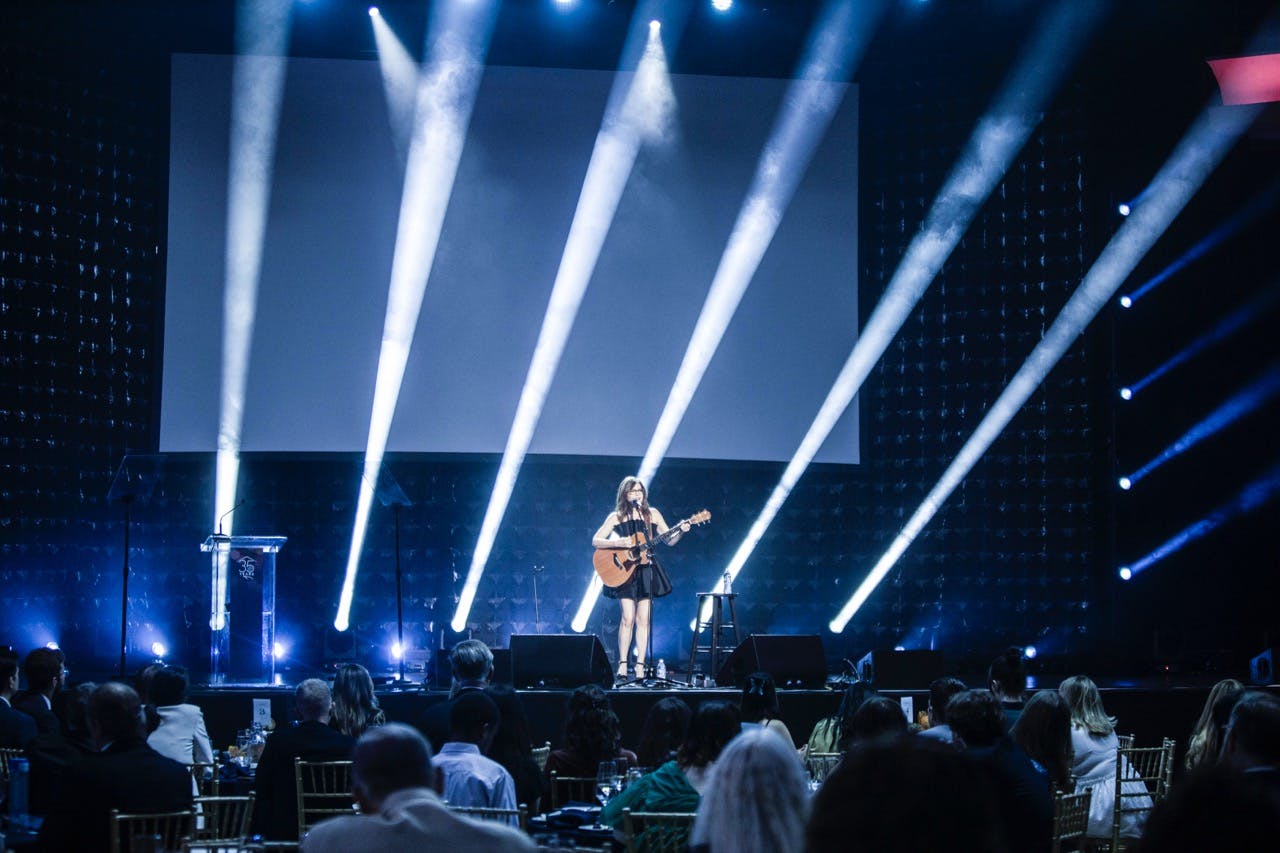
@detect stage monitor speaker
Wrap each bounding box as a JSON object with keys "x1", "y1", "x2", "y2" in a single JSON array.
[
  {"x1": 715, "y1": 634, "x2": 827, "y2": 689},
  {"x1": 510, "y1": 634, "x2": 614, "y2": 689},
  {"x1": 1249, "y1": 648, "x2": 1277, "y2": 685},
  {"x1": 856, "y1": 650, "x2": 945, "y2": 689}
]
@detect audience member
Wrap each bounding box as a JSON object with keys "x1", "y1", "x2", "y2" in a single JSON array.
[
  {"x1": 147, "y1": 665, "x2": 214, "y2": 766},
  {"x1": 300, "y1": 723, "x2": 536, "y2": 852},
  {"x1": 690, "y1": 726, "x2": 809, "y2": 853},
  {"x1": 848, "y1": 695, "x2": 909, "y2": 744},
  {"x1": 918, "y1": 676, "x2": 966, "y2": 744},
  {"x1": 807, "y1": 736, "x2": 1009, "y2": 853},
  {"x1": 545, "y1": 685, "x2": 637, "y2": 779},
  {"x1": 1184, "y1": 678, "x2": 1243, "y2": 769},
  {"x1": 601, "y1": 701, "x2": 741, "y2": 827},
  {"x1": 804, "y1": 680, "x2": 875, "y2": 754},
  {"x1": 739, "y1": 672, "x2": 795, "y2": 749},
  {"x1": 987, "y1": 647, "x2": 1028, "y2": 731},
  {"x1": 0, "y1": 650, "x2": 37, "y2": 747},
  {"x1": 1059, "y1": 674, "x2": 1151, "y2": 841},
  {"x1": 1218, "y1": 689, "x2": 1280, "y2": 784},
  {"x1": 417, "y1": 640, "x2": 493, "y2": 751},
  {"x1": 634, "y1": 696, "x2": 692, "y2": 769},
  {"x1": 948, "y1": 689, "x2": 1052, "y2": 853},
  {"x1": 37, "y1": 682, "x2": 192, "y2": 852},
  {"x1": 485, "y1": 685, "x2": 546, "y2": 814},
  {"x1": 1010, "y1": 689, "x2": 1073, "y2": 791},
  {"x1": 16, "y1": 646, "x2": 66, "y2": 735},
  {"x1": 1136, "y1": 763, "x2": 1280, "y2": 853},
  {"x1": 432, "y1": 690, "x2": 519, "y2": 821},
  {"x1": 330, "y1": 663, "x2": 386, "y2": 739},
  {"x1": 251, "y1": 679, "x2": 356, "y2": 841},
  {"x1": 62, "y1": 682, "x2": 97, "y2": 756},
  {"x1": 134, "y1": 661, "x2": 165, "y2": 734}
]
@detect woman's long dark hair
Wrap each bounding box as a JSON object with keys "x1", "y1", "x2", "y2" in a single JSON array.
[
  {"x1": 988, "y1": 647, "x2": 1028, "y2": 702},
  {"x1": 677, "y1": 701, "x2": 742, "y2": 769},
  {"x1": 564, "y1": 685, "x2": 623, "y2": 763},
  {"x1": 1011, "y1": 690, "x2": 1073, "y2": 790},
  {"x1": 740, "y1": 672, "x2": 782, "y2": 724},
  {"x1": 330, "y1": 663, "x2": 386, "y2": 739},
  {"x1": 614, "y1": 476, "x2": 651, "y2": 521},
  {"x1": 486, "y1": 685, "x2": 545, "y2": 810},
  {"x1": 635, "y1": 697, "x2": 693, "y2": 768},
  {"x1": 833, "y1": 680, "x2": 876, "y2": 751}
]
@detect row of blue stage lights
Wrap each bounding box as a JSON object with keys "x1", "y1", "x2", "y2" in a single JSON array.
[{"x1": 365, "y1": 0, "x2": 737, "y2": 16}]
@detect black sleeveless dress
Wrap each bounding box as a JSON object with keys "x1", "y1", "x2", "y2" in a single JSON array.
[{"x1": 602, "y1": 514, "x2": 674, "y2": 601}]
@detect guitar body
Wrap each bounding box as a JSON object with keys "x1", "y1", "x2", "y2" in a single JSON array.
[{"x1": 592, "y1": 510, "x2": 711, "y2": 588}]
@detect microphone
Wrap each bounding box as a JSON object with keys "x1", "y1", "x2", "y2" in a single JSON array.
[{"x1": 211, "y1": 499, "x2": 246, "y2": 542}]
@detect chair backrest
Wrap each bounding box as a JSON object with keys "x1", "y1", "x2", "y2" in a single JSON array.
[
  {"x1": 1051, "y1": 788, "x2": 1092, "y2": 853},
  {"x1": 1111, "y1": 737, "x2": 1176, "y2": 849},
  {"x1": 548, "y1": 770, "x2": 596, "y2": 810},
  {"x1": 805, "y1": 751, "x2": 842, "y2": 784},
  {"x1": 449, "y1": 802, "x2": 530, "y2": 830},
  {"x1": 294, "y1": 758, "x2": 354, "y2": 839},
  {"x1": 191, "y1": 795, "x2": 254, "y2": 843},
  {"x1": 109, "y1": 808, "x2": 195, "y2": 853},
  {"x1": 0, "y1": 746, "x2": 22, "y2": 786},
  {"x1": 620, "y1": 809, "x2": 697, "y2": 853},
  {"x1": 1117, "y1": 733, "x2": 1135, "y2": 750},
  {"x1": 531, "y1": 741, "x2": 551, "y2": 772},
  {"x1": 189, "y1": 761, "x2": 219, "y2": 797}
]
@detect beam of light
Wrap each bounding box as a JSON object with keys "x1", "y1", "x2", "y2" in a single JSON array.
[
  {"x1": 636, "y1": 0, "x2": 883, "y2": 489},
  {"x1": 451, "y1": 4, "x2": 682, "y2": 634},
  {"x1": 370, "y1": 9, "x2": 419, "y2": 159},
  {"x1": 1120, "y1": 178, "x2": 1279, "y2": 307},
  {"x1": 707, "y1": 0, "x2": 1100, "y2": 631},
  {"x1": 1127, "y1": 280, "x2": 1280, "y2": 397},
  {"x1": 1123, "y1": 459, "x2": 1280, "y2": 579},
  {"x1": 213, "y1": 0, "x2": 293, "y2": 632},
  {"x1": 336, "y1": 0, "x2": 502, "y2": 632},
  {"x1": 1122, "y1": 362, "x2": 1280, "y2": 489},
  {"x1": 830, "y1": 91, "x2": 1262, "y2": 634}
]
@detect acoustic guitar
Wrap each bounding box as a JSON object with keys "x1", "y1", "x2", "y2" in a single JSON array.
[{"x1": 593, "y1": 510, "x2": 711, "y2": 587}]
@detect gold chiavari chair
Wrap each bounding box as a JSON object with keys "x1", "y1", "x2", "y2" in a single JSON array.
[
  {"x1": 294, "y1": 758, "x2": 354, "y2": 840},
  {"x1": 620, "y1": 808, "x2": 697, "y2": 853}
]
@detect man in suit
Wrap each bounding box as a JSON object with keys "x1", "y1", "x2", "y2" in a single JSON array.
[
  {"x1": 0, "y1": 652, "x2": 38, "y2": 747},
  {"x1": 251, "y1": 678, "x2": 356, "y2": 841},
  {"x1": 301, "y1": 723, "x2": 535, "y2": 852},
  {"x1": 431, "y1": 691, "x2": 519, "y2": 823},
  {"x1": 36, "y1": 682, "x2": 192, "y2": 852},
  {"x1": 15, "y1": 647, "x2": 65, "y2": 736},
  {"x1": 417, "y1": 640, "x2": 493, "y2": 751}
]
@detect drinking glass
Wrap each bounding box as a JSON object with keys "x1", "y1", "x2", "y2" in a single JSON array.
[{"x1": 595, "y1": 760, "x2": 618, "y2": 808}]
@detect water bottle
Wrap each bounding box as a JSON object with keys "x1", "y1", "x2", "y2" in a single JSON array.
[
  {"x1": 8, "y1": 755, "x2": 30, "y2": 830},
  {"x1": 723, "y1": 571, "x2": 732, "y2": 595},
  {"x1": 656, "y1": 659, "x2": 667, "y2": 680}
]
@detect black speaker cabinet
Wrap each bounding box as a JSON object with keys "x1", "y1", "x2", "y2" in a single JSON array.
[
  {"x1": 715, "y1": 634, "x2": 827, "y2": 689},
  {"x1": 855, "y1": 650, "x2": 945, "y2": 689},
  {"x1": 1250, "y1": 648, "x2": 1277, "y2": 685},
  {"x1": 510, "y1": 634, "x2": 614, "y2": 689}
]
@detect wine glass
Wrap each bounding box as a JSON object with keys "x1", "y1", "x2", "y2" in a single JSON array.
[{"x1": 595, "y1": 760, "x2": 619, "y2": 808}]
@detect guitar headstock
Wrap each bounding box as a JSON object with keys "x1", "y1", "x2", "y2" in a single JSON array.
[{"x1": 687, "y1": 509, "x2": 711, "y2": 526}]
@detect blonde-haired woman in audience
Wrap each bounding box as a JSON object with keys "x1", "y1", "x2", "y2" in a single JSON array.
[
  {"x1": 690, "y1": 727, "x2": 810, "y2": 853},
  {"x1": 1184, "y1": 677, "x2": 1244, "y2": 769},
  {"x1": 1059, "y1": 674, "x2": 1152, "y2": 841}
]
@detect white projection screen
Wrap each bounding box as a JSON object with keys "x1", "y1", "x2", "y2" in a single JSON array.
[{"x1": 163, "y1": 54, "x2": 859, "y2": 463}]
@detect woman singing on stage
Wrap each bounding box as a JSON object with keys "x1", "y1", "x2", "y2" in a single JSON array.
[{"x1": 592, "y1": 477, "x2": 689, "y2": 681}]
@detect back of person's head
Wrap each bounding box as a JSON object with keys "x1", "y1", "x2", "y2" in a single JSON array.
[
  {"x1": 987, "y1": 647, "x2": 1027, "y2": 701},
  {"x1": 485, "y1": 684, "x2": 534, "y2": 760},
  {"x1": 636, "y1": 696, "x2": 692, "y2": 768},
  {"x1": 565, "y1": 684, "x2": 622, "y2": 761},
  {"x1": 1136, "y1": 763, "x2": 1280, "y2": 853},
  {"x1": 807, "y1": 737, "x2": 1009, "y2": 853},
  {"x1": 928, "y1": 677, "x2": 967, "y2": 726},
  {"x1": 66, "y1": 682, "x2": 97, "y2": 736},
  {"x1": 677, "y1": 701, "x2": 741, "y2": 769},
  {"x1": 1186, "y1": 678, "x2": 1245, "y2": 769},
  {"x1": 1011, "y1": 689, "x2": 1073, "y2": 789},
  {"x1": 352, "y1": 723, "x2": 436, "y2": 807},
  {"x1": 740, "y1": 671, "x2": 781, "y2": 723},
  {"x1": 1221, "y1": 690, "x2": 1280, "y2": 769},
  {"x1": 24, "y1": 646, "x2": 65, "y2": 693},
  {"x1": 946, "y1": 690, "x2": 1006, "y2": 749},
  {"x1": 331, "y1": 663, "x2": 384, "y2": 738},
  {"x1": 88, "y1": 681, "x2": 144, "y2": 743},
  {"x1": 692, "y1": 727, "x2": 810, "y2": 853},
  {"x1": 294, "y1": 678, "x2": 333, "y2": 722},
  {"x1": 1057, "y1": 674, "x2": 1116, "y2": 736},
  {"x1": 849, "y1": 696, "x2": 908, "y2": 745},
  {"x1": 0, "y1": 652, "x2": 19, "y2": 693},
  {"x1": 834, "y1": 680, "x2": 876, "y2": 744},
  {"x1": 450, "y1": 640, "x2": 494, "y2": 684},
  {"x1": 449, "y1": 689, "x2": 501, "y2": 744},
  {"x1": 134, "y1": 662, "x2": 164, "y2": 704},
  {"x1": 151, "y1": 665, "x2": 190, "y2": 706}
]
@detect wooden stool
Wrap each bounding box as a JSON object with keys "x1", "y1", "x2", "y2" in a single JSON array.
[{"x1": 687, "y1": 592, "x2": 740, "y2": 685}]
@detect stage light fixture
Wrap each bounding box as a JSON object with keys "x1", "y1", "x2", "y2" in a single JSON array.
[
  {"x1": 455, "y1": 3, "x2": 681, "y2": 634},
  {"x1": 1119, "y1": 295, "x2": 1132, "y2": 308},
  {"x1": 1024, "y1": 645, "x2": 1037, "y2": 659},
  {"x1": 1119, "y1": 567, "x2": 1132, "y2": 580},
  {"x1": 1118, "y1": 476, "x2": 1132, "y2": 490},
  {"x1": 151, "y1": 642, "x2": 167, "y2": 659},
  {"x1": 272, "y1": 641, "x2": 286, "y2": 660},
  {"x1": 1119, "y1": 386, "x2": 1132, "y2": 400},
  {"x1": 369, "y1": 7, "x2": 378, "y2": 17},
  {"x1": 1118, "y1": 202, "x2": 1131, "y2": 216},
  {"x1": 829, "y1": 61, "x2": 1261, "y2": 634},
  {"x1": 391, "y1": 641, "x2": 404, "y2": 661},
  {"x1": 650, "y1": 19, "x2": 661, "y2": 33},
  {"x1": 45, "y1": 641, "x2": 59, "y2": 651},
  {"x1": 715, "y1": 0, "x2": 1099, "y2": 632},
  {"x1": 712, "y1": 0, "x2": 733, "y2": 11},
  {"x1": 638, "y1": 0, "x2": 880, "y2": 493},
  {"x1": 338, "y1": 0, "x2": 502, "y2": 632}
]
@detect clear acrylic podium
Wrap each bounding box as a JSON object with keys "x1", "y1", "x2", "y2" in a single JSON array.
[{"x1": 202, "y1": 535, "x2": 287, "y2": 685}]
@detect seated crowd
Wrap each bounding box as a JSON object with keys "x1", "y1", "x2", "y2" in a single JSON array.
[{"x1": 2, "y1": 640, "x2": 1277, "y2": 852}]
